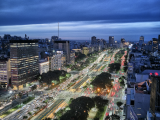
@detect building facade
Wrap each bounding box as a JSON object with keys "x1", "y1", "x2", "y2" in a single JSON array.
[
  {"x1": 109, "y1": 36, "x2": 114, "y2": 44},
  {"x1": 152, "y1": 38, "x2": 158, "y2": 52},
  {"x1": 54, "y1": 41, "x2": 70, "y2": 63},
  {"x1": 82, "y1": 47, "x2": 89, "y2": 55},
  {"x1": 70, "y1": 50, "x2": 75, "y2": 65},
  {"x1": 39, "y1": 59, "x2": 49, "y2": 75},
  {"x1": 150, "y1": 75, "x2": 160, "y2": 118},
  {"x1": 51, "y1": 51, "x2": 66, "y2": 71},
  {"x1": 139, "y1": 36, "x2": 144, "y2": 46},
  {"x1": 10, "y1": 40, "x2": 39, "y2": 90},
  {"x1": 0, "y1": 58, "x2": 11, "y2": 89},
  {"x1": 91, "y1": 36, "x2": 97, "y2": 45}
]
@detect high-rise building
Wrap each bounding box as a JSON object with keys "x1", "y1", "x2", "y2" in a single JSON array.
[
  {"x1": 152, "y1": 38, "x2": 158, "y2": 52},
  {"x1": 54, "y1": 40, "x2": 70, "y2": 63},
  {"x1": 109, "y1": 36, "x2": 114, "y2": 44},
  {"x1": 91, "y1": 36, "x2": 97, "y2": 45},
  {"x1": 70, "y1": 50, "x2": 75, "y2": 65},
  {"x1": 150, "y1": 75, "x2": 160, "y2": 119},
  {"x1": 121, "y1": 38, "x2": 125, "y2": 43},
  {"x1": 51, "y1": 36, "x2": 58, "y2": 43},
  {"x1": 51, "y1": 51, "x2": 66, "y2": 70},
  {"x1": 10, "y1": 40, "x2": 39, "y2": 90},
  {"x1": 0, "y1": 58, "x2": 11, "y2": 89},
  {"x1": 148, "y1": 40, "x2": 152, "y2": 45},
  {"x1": 140, "y1": 36, "x2": 144, "y2": 41},
  {"x1": 139, "y1": 36, "x2": 144, "y2": 46}
]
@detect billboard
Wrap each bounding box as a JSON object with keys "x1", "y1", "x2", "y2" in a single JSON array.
[{"x1": 130, "y1": 107, "x2": 138, "y2": 120}]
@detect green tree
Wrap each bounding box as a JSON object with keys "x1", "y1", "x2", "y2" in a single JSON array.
[
  {"x1": 40, "y1": 70, "x2": 67, "y2": 88},
  {"x1": 60, "y1": 96, "x2": 95, "y2": 120},
  {"x1": 116, "y1": 101, "x2": 123, "y2": 109},
  {"x1": 92, "y1": 96, "x2": 109, "y2": 109},
  {"x1": 23, "y1": 116, "x2": 28, "y2": 119},
  {"x1": 105, "y1": 114, "x2": 120, "y2": 120},
  {"x1": 91, "y1": 72, "x2": 113, "y2": 90},
  {"x1": 31, "y1": 85, "x2": 37, "y2": 97},
  {"x1": 108, "y1": 63, "x2": 121, "y2": 73},
  {"x1": 69, "y1": 98, "x2": 73, "y2": 104},
  {"x1": 66, "y1": 73, "x2": 71, "y2": 78}
]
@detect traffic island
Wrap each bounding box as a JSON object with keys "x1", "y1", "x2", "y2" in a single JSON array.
[
  {"x1": 0, "y1": 105, "x2": 22, "y2": 118},
  {"x1": 0, "y1": 97, "x2": 34, "y2": 119}
]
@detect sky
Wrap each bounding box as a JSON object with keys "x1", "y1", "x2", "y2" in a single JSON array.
[{"x1": 0, "y1": 0, "x2": 160, "y2": 41}]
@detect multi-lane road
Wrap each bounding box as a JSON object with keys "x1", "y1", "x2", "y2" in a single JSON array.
[
  {"x1": 35, "y1": 99, "x2": 65, "y2": 120},
  {"x1": 2, "y1": 49, "x2": 127, "y2": 120}
]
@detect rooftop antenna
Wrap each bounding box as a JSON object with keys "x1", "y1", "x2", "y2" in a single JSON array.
[{"x1": 58, "y1": 22, "x2": 59, "y2": 38}]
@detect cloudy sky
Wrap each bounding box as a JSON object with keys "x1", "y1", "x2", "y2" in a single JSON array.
[{"x1": 0, "y1": 0, "x2": 160, "y2": 41}]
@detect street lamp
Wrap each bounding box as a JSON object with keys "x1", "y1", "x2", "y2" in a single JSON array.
[{"x1": 97, "y1": 88, "x2": 100, "y2": 92}]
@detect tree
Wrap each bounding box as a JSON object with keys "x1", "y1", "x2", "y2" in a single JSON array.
[
  {"x1": 91, "y1": 72, "x2": 112, "y2": 90},
  {"x1": 60, "y1": 96, "x2": 95, "y2": 120},
  {"x1": 66, "y1": 73, "x2": 71, "y2": 78},
  {"x1": 40, "y1": 70, "x2": 67, "y2": 88},
  {"x1": 92, "y1": 96, "x2": 109, "y2": 109},
  {"x1": 69, "y1": 96, "x2": 95, "y2": 113},
  {"x1": 116, "y1": 101, "x2": 123, "y2": 109},
  {"x1": 108, "y1": 63, "x2": 121, "y2": 73},
  {"x1": 23, "y1": 116, "x2": 28, "y2": 119},
  {"x1": 94, "y1": 118, "x2": 99, "y2": 120},
  {"x1": 119, "y1": 80, "x2": 125, "y2": 88},
  {"x1": 123, "y1": 66, "x2": 128, "y2": 72},
  {"x1": 69, "y1": 98, "x2": 73, "y2": 104},
  {"x1": 55, "y1": 109, "x2": 64, "y2": 118},
  {"x1": 121, "y1": 76, "x2": 125, "y2": 79},
  {"x1": 31, "y1": 84, "x2": 37, "y2": 91},
  {"x1": 60, "y1": 110, "x2": 78, "y2": 120},
  {"x1": 75, "y1": 52, "x2": 86, "y2": 62},
  {"x1": 105, "y1": 114, "x2": 120, "y2": 120},
  {"x1": 31, "y1": 85, "x2": 37, "y2": 97}
]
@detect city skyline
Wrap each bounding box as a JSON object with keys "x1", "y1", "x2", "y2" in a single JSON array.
[{"x1": 0, "y1": 0, "x2": 160, "y2": 41}]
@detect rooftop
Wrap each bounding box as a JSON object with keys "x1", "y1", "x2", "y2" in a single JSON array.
[
  {"x1": 10, "y1": 40, "x2": 38, "y2": 43},
  {"x1": 54, "y1": 40, "x2": 69, "y2": 43},
  {"x1": 135, "y1": 80, "x2": 151, "y2": 94},
  {"x1": 132, "y1": 93, "x2": 150, "y2": 118}
]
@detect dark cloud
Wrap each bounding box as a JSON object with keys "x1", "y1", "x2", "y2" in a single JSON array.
[
  {"x1": 0, "y1": 0, "x2": 160, "y2": 26},
  {"x1": 0, "y1": 0, "x2": 159, "y2": 40}
]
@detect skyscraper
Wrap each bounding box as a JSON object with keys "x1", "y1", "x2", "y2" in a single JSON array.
[
  {"x1": 121, "y1": 38, "x2": 125, "y2": 43},
  {"x1": 10, "y1": 40, "x2": 39, "y2": 90},
  {"x1": 109, "y1": 36, "x2": 114, "y2": 44},
  {"x1": 54, "y1": 40, "x2": 70, "y2": 63},
  {"x1": 91, "y1": 36, "x2": 97, "y2": 45},
  {"x1": 139, "y1": 36, "x2": 144, "y2": 46},
  {"x1": 152, "y1": 38, "x2": 158, "y2": 52},
  {"x1": 51, "y1": 36, "x2": 58, "y2": 43}
]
